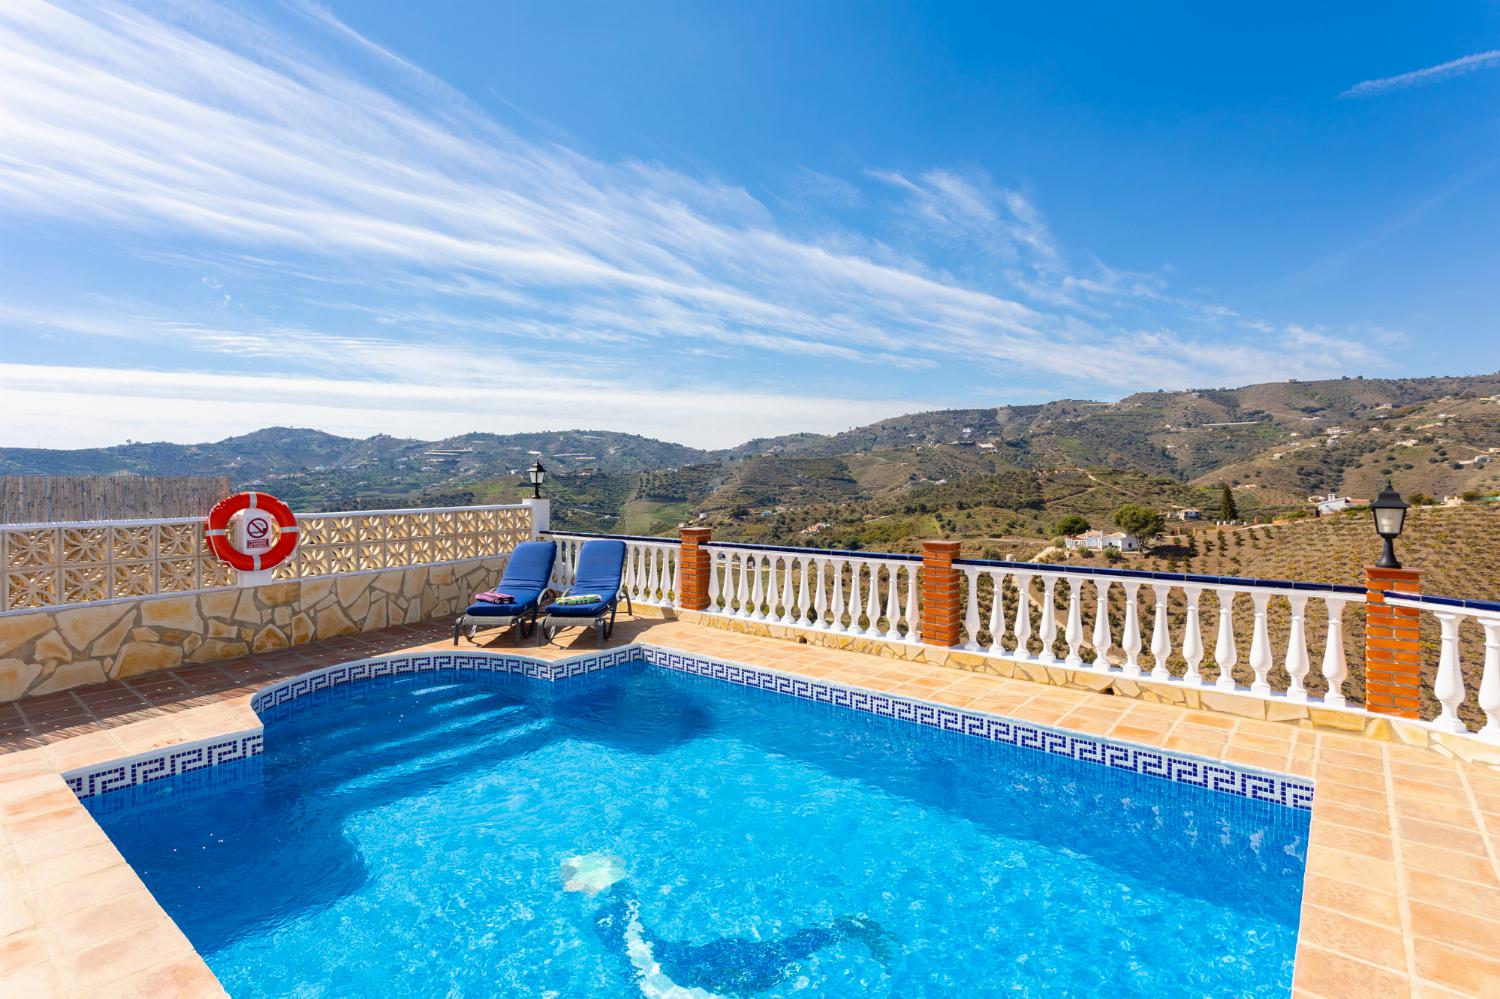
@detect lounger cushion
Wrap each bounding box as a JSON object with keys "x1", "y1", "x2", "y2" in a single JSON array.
[
  {"x1": 542, "y1": 597, "x2": 609, "y2": 618},
  {"x1": 543, "y1": 540, "x2": 625, "y2": 620},
  {"x1": 459, "y1": 541, "x2": 557, "y2": 621}
]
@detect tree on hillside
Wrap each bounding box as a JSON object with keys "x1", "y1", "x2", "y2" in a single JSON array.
[
  {"x1": 1054, "y1": 514, "x2": 1090, "y2": 537},
  {"x1": 1219, "y1": 482, "x2": 1239, "y2": 522},
  {"x1": 1112, "y1": 504, "x2": 1165, "y2": 547}
]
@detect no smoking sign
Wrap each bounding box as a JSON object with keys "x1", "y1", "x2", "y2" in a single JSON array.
[{"x1": 242, "y1": 513, "x2": 273, "y2": 551}]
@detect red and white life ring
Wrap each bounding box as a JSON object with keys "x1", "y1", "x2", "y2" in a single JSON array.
[{"x1": 205, "y1": 491, "x2": 299, "y2": 572}]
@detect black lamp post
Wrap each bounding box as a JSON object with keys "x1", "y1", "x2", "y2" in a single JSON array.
[
  {"x1": 527, "y1": 460, "x2": 546, "y2": 499},
  {"x1": 1369, "y1": 481, "x2": 1408, "y2": 569}
]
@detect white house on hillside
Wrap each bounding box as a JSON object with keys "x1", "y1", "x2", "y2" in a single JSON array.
[
  {"x1": 1065, "y1": 529, "x2": 1141, "y2": 552},
  {"x1": 1310, "y1": 492, "x2": 1368, "y2": 516}
]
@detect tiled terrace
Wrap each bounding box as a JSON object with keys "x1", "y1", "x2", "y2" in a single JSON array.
[{"x1": 2, "y1": 613, "x2": 1499, "y2": 997}]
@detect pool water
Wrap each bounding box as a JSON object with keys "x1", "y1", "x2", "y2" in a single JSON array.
[{"x1": 87, "y1": 661, "x2": 1309, "y2": 997}]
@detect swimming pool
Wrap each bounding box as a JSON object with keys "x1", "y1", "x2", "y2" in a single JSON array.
[{"x1": 85, "y1": 657, "x2": 1310, "y2": 997}]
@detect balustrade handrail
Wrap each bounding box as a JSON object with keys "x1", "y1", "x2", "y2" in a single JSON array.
[
  {"x1": 542, "y1": 530, "x2": 680, "y2": 545},
  {"x1": 1383, "y1": 592, "x2": 1500, "y2": 616},
  {"x1": 954, "y1": 556, "x2": 1368, "y2": 596},
  {"x1": 705, "y1": 540, "x2": 924, "y2": 562}
]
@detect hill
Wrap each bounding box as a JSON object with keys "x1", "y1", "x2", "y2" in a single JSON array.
[{"x1": 4, "y1": 373, "x2": 1498, "y2": 538}]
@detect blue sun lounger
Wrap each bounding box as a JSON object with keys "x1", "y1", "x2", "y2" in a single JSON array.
[
  {"x1": 453, "y1": 540, "x2": 557, "y2": 645},
  {"x1": 540, "y1": 539, "x2": 632, "y2": 644}
]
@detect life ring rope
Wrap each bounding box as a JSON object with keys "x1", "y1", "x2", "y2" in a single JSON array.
[{"x1": 205, "y1": 491, "x2": 300, "y2": 573}]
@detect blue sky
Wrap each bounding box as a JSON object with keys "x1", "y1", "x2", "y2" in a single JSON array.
[{"x1": 2, "y1": 1, "x2": 1497, "y2": 449}]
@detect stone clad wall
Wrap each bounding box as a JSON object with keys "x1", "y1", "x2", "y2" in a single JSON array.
[{"x1": 0, "y1": 557, "x2": 506, "y2": 702}]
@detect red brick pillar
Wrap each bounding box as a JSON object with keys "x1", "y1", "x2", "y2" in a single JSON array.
[
  {"x1": 1364, "y1": 566, "x2": 1422, "y2": 717},
  {"x1": 678, "y1": 527, "x2": 713, "y2": 611},
  {"x1": 921, "y1": 540, "x2": 964, "y2": 648}
]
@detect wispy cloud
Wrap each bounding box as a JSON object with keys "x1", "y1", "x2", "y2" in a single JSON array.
[
  {"x1": 0, "y1": 0, "x2": 1400, "y2": 448},
  {"x1": 1340, "y1": 49, "x2": 1500, "y2": 98}
]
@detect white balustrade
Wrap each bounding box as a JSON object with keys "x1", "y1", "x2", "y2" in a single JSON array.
[
  {"x1": 546, "y1": 533, "x2": 680, "y2": 608},
  {"x1": 1383, "y1": 595, "x2": 1500, "y2": 741},
  {"x1": 705, "y1": 545, "x2": 922, "y2": 642},
  {"x1": 952, "y1": 562, "x2": 1369, "y2": 717}
]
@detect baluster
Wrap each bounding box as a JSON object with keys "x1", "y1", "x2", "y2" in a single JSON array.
[
  {"x1": 1149, "y1": 584, "x2": 1172, "y2": 680},
  {"x1": 1038, "y1": 576, "x2": 1059, "y2": 664},
  {"x1": 708, "y1": 550, "x2": 723, "y2": 612},
  {"x1": 621, "y1": 544, "x2": 637, "y2": 602},
  {"x1": 813, "y1": 559, "x2": 829, "y2": 629},
  {"x1": 846, "y1": 562, "x2": 867, "y2": 636},
  {"x1": 1433, "y1": 611, "x2": 1466, "y2": 733},
  {"x1": 750, "y1": 554, "x2": 769, "y2": 621},
  {"x1": 1013, "y1": 573, "x2": 1033, "y2": 660},
  {"x1": 651, "y1": 547, "x2": 666, "y2": 603},
  {"x1": 1321, "y1": 597, "x2": 1349, "y2": 707},
  {"x1": 1181, "y1": 586, "x2": 1204, "y2": 685},
  {"x1": 1284, "y1": 594, "x2": 1310, "y2": 702},
  {"x1": 1479, "y1": 620, "x2": 1500, "y2": 742},
  {"x1": 791, "y1": 557, "x2": 809, "y2": 626},
  {"x1": 1248, "y1": 591, "x2": 1272, "y2": 696},
  {"x1": 962, "y1": 566, "x2": 982, "y2": 651},
  {"x1": 1120, "y1": 582, "x2": 1142, "y2": 677},
  {"x1": 865, "y1": 562, "x2": 882, "y2": 637},
  {"x1": 669, "y1": 547, "x2": 680, "y2": 607},
  {"x1": 883, "y1": 564, "x2": 903, "y2": 641},
  {"x1": 734, "y1": 552, "x2": 750, "y2": 618},
  {"x1": 778, "y1": 556, "x2": 795, "y2": 625},
  {"x1": 905, "y1": 563, "x2": 921, "y2": 642},
  {"x1": 1064, "y1": 578, "x2": 1084, "y2": 666},
  {"x1": 1091, "y1": 579, "x2": 1113, "y2": 670},
  {"x1": 830, "y1": 558, "x2": 847, "y2": 632},
  {"x1": 985, "y1": 570, "x2": 1006, "y2": 656},
  {"x1": 1214, "y1": 588, "x2": 1239, "y2": 690}
]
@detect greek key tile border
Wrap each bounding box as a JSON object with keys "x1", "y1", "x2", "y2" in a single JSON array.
[
  {"x1": 67, "y1": 643, "x2": 1313, "y2": 810},
  {"x1": 633, "y1": 647, "x2": 1315, "y2": 812},
  {"x1": 65, "y1": 731, "x2": 264, "y2": 799}
]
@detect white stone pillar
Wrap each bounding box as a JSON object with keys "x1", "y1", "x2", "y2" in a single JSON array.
[{"x1": 522, "y1": 497, "x2": 551, "y2": 539}]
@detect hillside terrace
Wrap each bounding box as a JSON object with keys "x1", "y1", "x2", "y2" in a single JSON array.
[{"x1": 1, "y1": 499, "x2": 1498, "y2": 996}]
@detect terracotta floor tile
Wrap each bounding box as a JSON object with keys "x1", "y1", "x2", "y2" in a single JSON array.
[
  {"x1": 1291, "y1": 943, "x2": 1413, "y2": 999},
  {"x1": 1398, "y1": 842, "x2": 1500, "y2": 888},
  {"x1": 49, "y1": 889, "x2": 182, "y2": 947},
  {"x1": 22, "y1": 842, "x2": 121, "y2": 890},
  {"x1": 0, "y1": 962, "x2": 69, "y2": 999},
  {"x1": 1398, "y1": 817, "x2": 1490, "y2": 857},
  {"x1": 1302, "y1": 873, "x2": 1402, "y2": 929},
  {"x1": 8, "y1": 822, "x2": 111, "y2": 869},
  {"x1": 30, "y1": 864, "x2": 141, "y2": 922},
  {"x1": 82, "y1": 955, "x2": 229, "y2": 999},
  {"x1": 0, "y1": 927, "x2": 50, "y2": 971},
  {"x1": 1412, "y1": 938, "x2": 1500, "y2": 998},
  {"x1": 0, "y1": 894, "x2": 37, "y2": 937},
  {"x1": 1404, "y1": 869, "x2": 1500, "y2": 918},
  {"x1": 1314, "y1": 800, "x2": 1391, "y2": 835},
  {"x1": 1297, "y1": 905, "x2": 1409, "y2": 974},
  {"x1": 58, "y1": 921, "x2": 188, "y2": 995},
  {"x1": 1408, "y1": 900, "x2": 1500, "y2": 955},
  {"x1": 1310, "y1": 822, "x2": 1393, "y2": 862},
  {"x1": 1304, "y1": 845, "x2": 1400, "y2": 894}
]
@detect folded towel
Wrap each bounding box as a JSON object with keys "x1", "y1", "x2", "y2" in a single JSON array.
[
  {"x1": 475, "y1": 590, "x2": 515, "y2": 604},
  {"x1": 555, "y1": 593, "x2": 603, "y2": 606}
]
